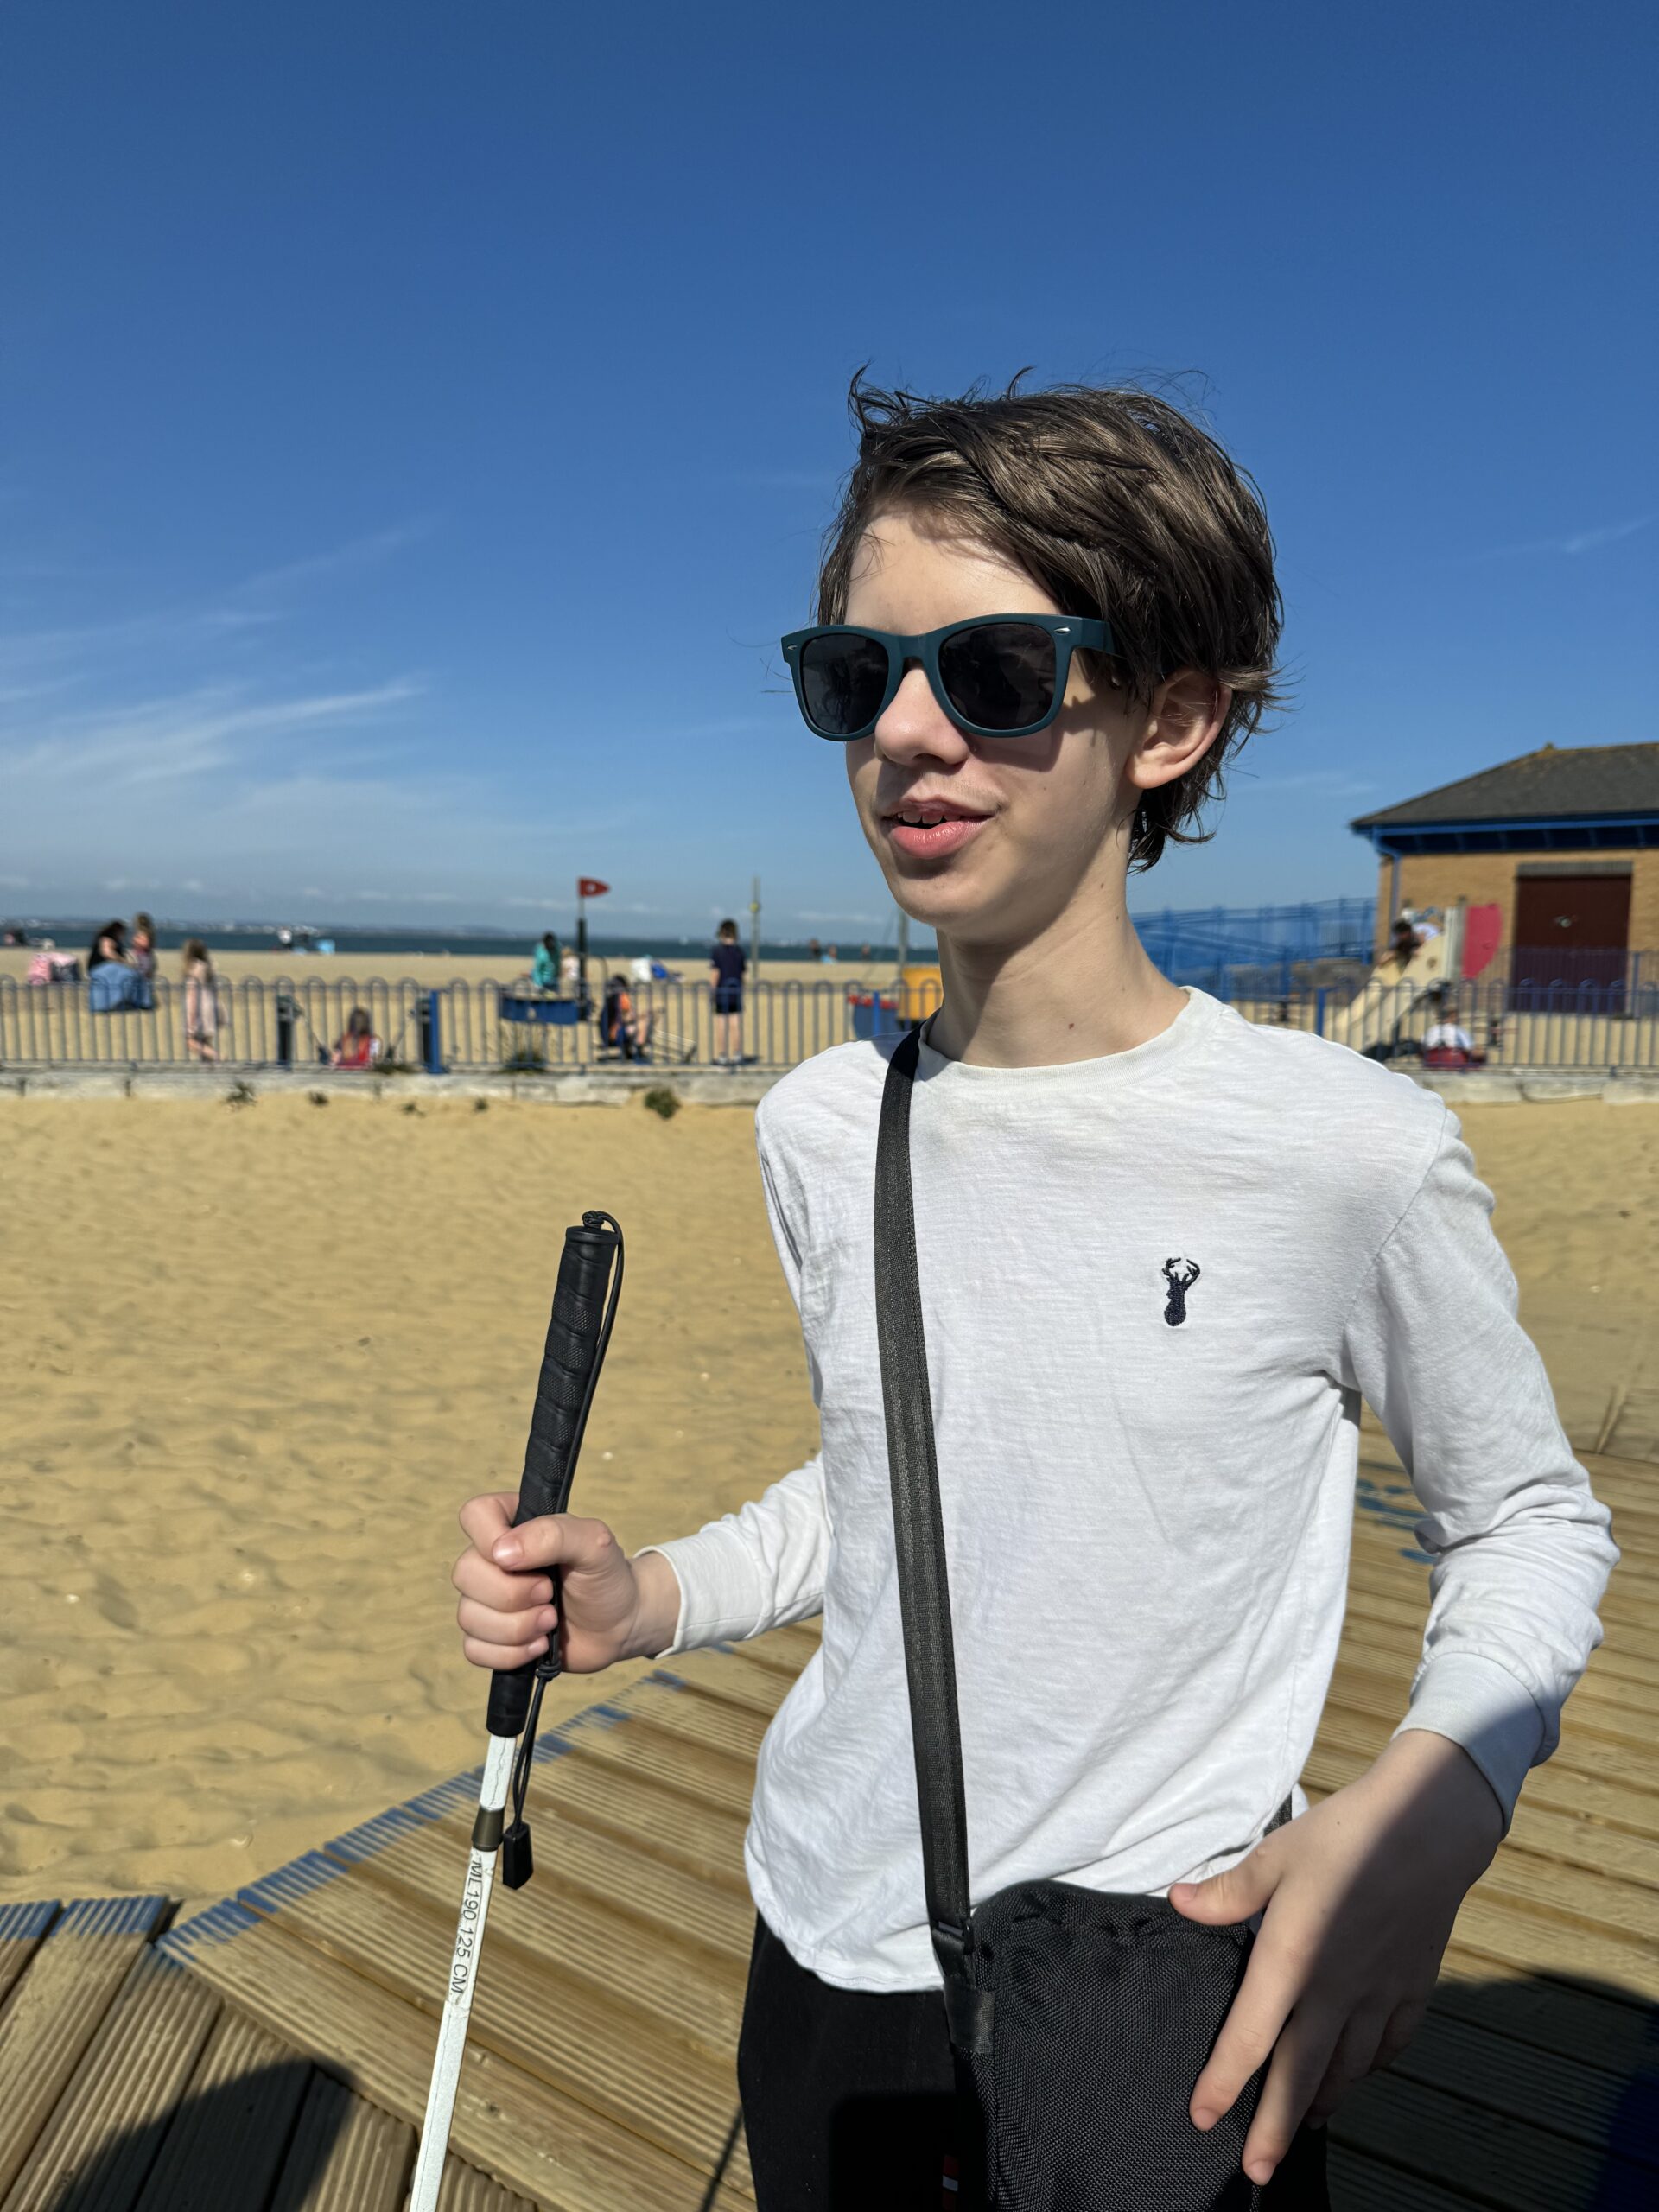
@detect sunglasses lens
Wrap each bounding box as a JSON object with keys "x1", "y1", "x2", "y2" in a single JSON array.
[
  {"x1": 938, "y1": 621, "x2": 1058, "y2": 732},
  {"x1": 799, "y1": 632, "x2": 891, "y2": 737}
]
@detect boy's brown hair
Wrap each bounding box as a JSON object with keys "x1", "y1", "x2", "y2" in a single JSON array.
[{"x1": 816, "y1": 378, "x2": 1283, "y2": 871}]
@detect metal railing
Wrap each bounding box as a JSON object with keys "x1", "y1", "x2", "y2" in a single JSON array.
[
  {"x1": 5, "y1": 963, "x2": 1658, "y2": 1077},
  {"x1": 0, "y1": 974, "x2": 914, "y2": 1077}
]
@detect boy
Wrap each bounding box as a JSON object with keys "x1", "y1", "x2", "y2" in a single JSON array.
[
  {"x1": 709, "y1": 916, "x2": 747, "y2": 1068},
  {"x1": 453, "y1": 381, "x2": 1615, "y2": 2207}
]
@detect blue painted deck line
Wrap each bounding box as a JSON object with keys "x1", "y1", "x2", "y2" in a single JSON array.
[
  {"x1": 157, "y1": 1897, "x2": 262, "y2": 1960},
  {"x1": 0, "y1": 1899, "x2": 60, "y2": 1941},
  {"x1": 48, "y1": 1895, "x2": 170, "y2": 1940},
  {"x1": 1354, "y1": 1478, "x2": 1435, "y2": 1563},
  {"x1": 156, "y1": 1669, "x2": 693, "y2": 1956}
]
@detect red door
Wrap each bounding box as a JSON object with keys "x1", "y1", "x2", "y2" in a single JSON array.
[{"x1": 1510, "y1": 874, "x2": 1630, "y2": 996}]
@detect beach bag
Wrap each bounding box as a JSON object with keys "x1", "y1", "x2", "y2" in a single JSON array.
[{"x1": 875, "y1": 1026, "x2": 1294, "y2": 2211}]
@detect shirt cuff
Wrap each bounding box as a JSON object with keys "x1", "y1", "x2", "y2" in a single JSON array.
[
  {"x1": 635, "y1": 1526, "x2": 770, "y2": 1656},
  {"x1": 1391, "y1": 1652, "x2": 1547, "y2": 1827}
]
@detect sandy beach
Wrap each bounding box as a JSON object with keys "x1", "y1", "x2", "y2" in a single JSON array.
[{"x1": 1, "y1": 1089, "x2": 1653, "y2": 1913}]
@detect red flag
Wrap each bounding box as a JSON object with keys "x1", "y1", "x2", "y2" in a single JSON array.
[{"x1": 577, "y1": 877, "x2": 610, "y2": 898}]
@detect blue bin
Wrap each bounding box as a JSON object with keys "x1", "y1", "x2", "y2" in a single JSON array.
[
  {"x1": 849, "y1": 992, "x2": 903, "y2": 1042},
  {"x1": 499, "y1": 990, "x2": 583, "y2": 1027}
]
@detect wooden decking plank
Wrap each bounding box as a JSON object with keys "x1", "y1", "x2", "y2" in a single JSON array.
[
  {"x1": 0, "y1": 1897, "x2": 172, "y2": 2200},
  {"x1": 1309, "y1": 1707, "x2": 1659, "y2": 1840},
  {"x1": 629, "y1": 1675, "x2": 773, "y2": 1764},
  {"x1": 555, "y1": 1713, "x2": 755, "y2": 1821},
  {"x1": 430, "y1": 2155, "x2": 537, "y2": 2210},
  {"x1": 1384, "y1": 2007, "x2": 1658, "y2": 2162},
  {"x1": 1336, "y1": 1610, "x2": 1657, "y2": 1728},
  {"x1": 1442, "y1": 1880, "x2": 1659, "y2": 2002},
  {"x1": 349, "y1": 1822, "x2": 748, "y2": 2050},
  {"x1": 1340, "y1": 1579, "x2": 1659, "y2": 1694},
  {"x1": 1327, "y1": 1656, "x2": 1659, "y2": 1779},
  {"x1": 1348, "y1": 1523, "x2": 1659, "y2": 1647},
  {"x1": 270, "y1": 2070, "x2": 411, "y2": 2212},
  {"x1": 413, "y1": 1797, "x2": 754, "y2": 1961},
  {"x1": 733, "y1": 1624, "x2": 821, "y2": 1677},
  {"x1": 1434, "y1": 1948, "x2": 1659, "y2": 2074},
  {"x1": 524, "y1": 1748, "x2": 751, "y2": 1889},
  {"x1": 131, "y1": 2005, "x2": 310, "y2": 2212},
  {"x1": 649, "y1": 1647, "x2": 797, "y2": 1719},
  {"x1": 3, "y1": 1946, "x2": 219, "y2": 2212},
  {"x1": 0, "y1": 1904, "x2": 58, "y2": 2012},
  {"x1": 1332, "y1": 2064, "x2": 1647, "y2": 2212},
  {"x1": 1442, "y1": 1828, "x2": 1659, "y2": 1949},
  {"x1": 163, "y1": 1905, "x2": 726, "y2": 2211},
  {"x1": 1305, "y1": 1738, "x2": 1659, "y2": 1891},
  {"x1": 1326, "y1": 2143, "x2": 1487, "y2": 2212},
  {"x1": 233, "y1": 1856, "x2": 741, "y2": 2172}
]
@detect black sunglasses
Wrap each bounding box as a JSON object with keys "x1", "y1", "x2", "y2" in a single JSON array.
[{"x1": 780, "y1": 613, "x2": 1113, "y2": 741}]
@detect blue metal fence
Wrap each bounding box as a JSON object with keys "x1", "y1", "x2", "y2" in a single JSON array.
[{"x1": 1131, "y1": 898, "x2": 1376, "y2": 995}]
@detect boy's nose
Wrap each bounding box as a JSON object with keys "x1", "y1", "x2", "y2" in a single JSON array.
[{"x1": 873, "y1": 664, "x2": 969, "y2": 766}]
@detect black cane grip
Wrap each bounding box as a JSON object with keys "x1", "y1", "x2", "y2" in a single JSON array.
[{"x1": 486, "y1": 1218, "x2": 619, "y2": 1738}]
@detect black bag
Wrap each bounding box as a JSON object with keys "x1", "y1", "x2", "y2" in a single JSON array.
[{"x1": 875, "y1": 1027, "x2": 1298, "y2": 2211}]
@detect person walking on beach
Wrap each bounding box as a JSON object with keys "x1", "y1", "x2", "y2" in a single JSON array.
[
  {"x1": 450, "y1": 380, "x2": 1614, "y2": 2209},
  {"x1": 531, "y1": 931, "x2": 561, "y2": 990},
  {"x1": 181, "y1": 939, "x2": 225, "y2": 1063},
  {"x1": 709, "y1": 917, "x2": 746, "y2": 1068}
]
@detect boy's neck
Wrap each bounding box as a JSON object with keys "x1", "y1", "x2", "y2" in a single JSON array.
[{"x1": 927, "y1": 887, "x2": 1185, "y2": 1069}]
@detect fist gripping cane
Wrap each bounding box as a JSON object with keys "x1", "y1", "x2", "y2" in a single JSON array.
[{"x1": 410, "y1": 1210, "x2": 624, "y2": 2211}]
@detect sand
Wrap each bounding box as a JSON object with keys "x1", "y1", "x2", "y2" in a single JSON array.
[{"x1": 1, "y1": 1090, "x2": 1654, "y2": 1911}]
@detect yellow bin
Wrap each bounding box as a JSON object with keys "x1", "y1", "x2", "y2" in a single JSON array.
[{"x1": 899, "y1": 964, "x2": 944, "y2": 1023}]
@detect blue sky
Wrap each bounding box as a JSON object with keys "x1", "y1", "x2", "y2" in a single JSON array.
[{"x1": 3, "y1": 1, "x2": 1654, "y2": 938}]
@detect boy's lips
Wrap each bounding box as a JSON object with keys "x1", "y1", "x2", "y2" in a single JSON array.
[{"x1": 880, "y1": 797, "x2": 992, "y2": 861}]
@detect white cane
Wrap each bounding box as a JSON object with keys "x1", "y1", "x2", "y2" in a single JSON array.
[{"x1": 410, "y1": 1211, "x2": 624, "y2": 2212}]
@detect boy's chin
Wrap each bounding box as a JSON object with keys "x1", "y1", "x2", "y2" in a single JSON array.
[{"x1": 882, "y1": 856, "x2": 1019, "y2": 941}]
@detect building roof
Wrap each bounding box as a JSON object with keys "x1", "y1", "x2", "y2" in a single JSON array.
[{"x1": 1352, "y1": 743, "x2": 1659, "y2": 831}]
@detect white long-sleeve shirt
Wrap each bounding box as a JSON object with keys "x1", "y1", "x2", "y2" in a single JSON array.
[{"x1": 645, "y1": 991, "x2": 1616, "y2": 1992}]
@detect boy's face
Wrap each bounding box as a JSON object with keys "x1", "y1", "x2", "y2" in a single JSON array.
[{"x1": 841, "y1": 510, "x2": 1193, "y2": 951}]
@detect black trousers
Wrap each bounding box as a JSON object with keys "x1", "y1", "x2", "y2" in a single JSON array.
[{"x1": 738, "y1": 1915, "x2": 1331, "y2": 2212}]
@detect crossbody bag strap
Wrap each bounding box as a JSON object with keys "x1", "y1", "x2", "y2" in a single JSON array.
[{"x1": 874, "y1": 1027, "x2": 978, "y2": 1996}]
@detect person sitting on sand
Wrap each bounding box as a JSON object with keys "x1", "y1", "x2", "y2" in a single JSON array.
[
  {"x1": 1422, "y1": 1000, "x2": 1483, "y2": 1068},
  {"x1": 86, "y1": 919, "x2": 149, "y2": 1013},
  {"x1": 601, "y1": 975, "x2": 652, "y2": 1060},
  {"x1": 531, "y1": 931, "x2": 561, "y2": 990},
  {"x1": 182, "y1": 939, "x2": 226, "y2": 1064},
  {"x1": 27, "y1": 938, "x2": 78, "y2": 985},
  {"x1": 330, "y1": 1006, "x2": 383, "y2": 1069}
]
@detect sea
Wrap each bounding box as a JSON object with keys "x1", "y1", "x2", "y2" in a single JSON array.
[{"x1": 7, "y1": 919, "x2": 923, "y2": 963}]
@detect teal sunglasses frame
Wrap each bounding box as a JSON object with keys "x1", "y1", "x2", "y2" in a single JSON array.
[{"x1": 779, "y1": 613, "x2": 1114, "y2": 741}]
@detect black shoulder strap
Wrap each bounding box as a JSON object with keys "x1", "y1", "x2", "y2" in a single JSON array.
[{"x1": 875, "y1": 1027, "x2": 976, "y2": 1979}]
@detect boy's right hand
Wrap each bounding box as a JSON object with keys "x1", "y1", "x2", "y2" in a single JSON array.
[{"x1": 453, "y1": 1492, "x2": 681, "y2": 1675}]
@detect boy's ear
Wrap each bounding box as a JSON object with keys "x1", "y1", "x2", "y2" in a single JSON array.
[{"x1": 1126, "y1": 669, "x2": 1230, "y2": 795}]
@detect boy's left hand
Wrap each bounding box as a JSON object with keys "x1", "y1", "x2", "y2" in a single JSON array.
[{"x1": 1168, "y1": 1730, "x2": 1504, "y2": 2188}]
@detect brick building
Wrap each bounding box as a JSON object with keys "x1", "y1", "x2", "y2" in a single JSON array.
[{"x1": 1351, "y1": 743, "x2": 1659, "y2": 980}]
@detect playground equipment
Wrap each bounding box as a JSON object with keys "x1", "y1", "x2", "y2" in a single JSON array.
[{"x1": 1322, "y1": 903, "x2": 1502, "y2": 1058}]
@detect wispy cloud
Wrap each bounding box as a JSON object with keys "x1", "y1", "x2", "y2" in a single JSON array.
[
  {"x1": 7, "y1": 679, "x2": 424, "y2": 787},
  {"x1": 1238, "y1": 767, "x2": 1378, "y2": 799},
  {"x1": 1459, "y1": 512, "x2": 1656, "y2": 563},
  {"x1": 233, "y1": 521, "x2": 432, "y2": 600}
]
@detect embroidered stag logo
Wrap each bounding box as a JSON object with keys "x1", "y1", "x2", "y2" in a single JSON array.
[{"x1": 1161, "y1": 1256, "x2": 1201, "y2": 1327}]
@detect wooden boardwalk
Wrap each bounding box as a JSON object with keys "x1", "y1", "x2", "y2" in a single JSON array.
[{"x1": 0, "y1": 1448, "x2": 1654, "y2": 2209}]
